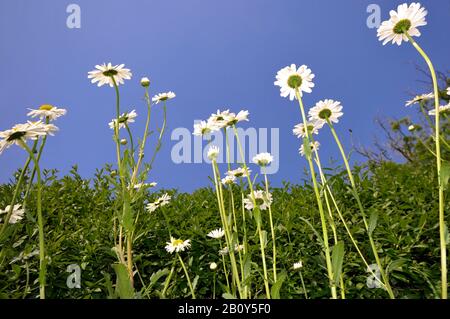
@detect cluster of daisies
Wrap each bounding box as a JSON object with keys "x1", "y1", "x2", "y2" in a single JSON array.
[
  {"x1": 193, "y1": 109, "x2": 249, "y2": 137},
  {"x1": 0, "y1": 104, "x2": 66, "y2": 225}
]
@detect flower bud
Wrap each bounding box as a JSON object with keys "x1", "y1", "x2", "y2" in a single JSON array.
[
  {"x1": 140, "y1": 77, "x2": 150, "y2": 88},
  {"x1": 120, "y1": 138, "x2": 127, "y2": 145},
  {"x1": 210, "y1": 262, "x2": 217, "y2": 270}
]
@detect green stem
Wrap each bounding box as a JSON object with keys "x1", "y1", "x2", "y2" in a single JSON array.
[
  {"x1": 263, "y1": 168, "x2": 277, "y2": 283},
  {"x1": 232, "y1": 126, "x2": 271, "y2": 299},
  {"x1": 20, "y1": 140, "x2": 45, "y2": 299},
  {"x1": 299, "y1": 270, "x2": 308, "y2": 299},
  {"x1": 161, "y1": 260, "x2": 176, "y2": 298},
  {"x1": 177, "y1": 253, "x2": 196, "y2": 299},
  {"x1": 148, "y1": 102, "x2": 167, "y2": 171},
  {"x1": 405, "y1": 33, "x2": 446, "y2": 299},
  {"x1": 295, "y1": 89, "x2": 336, "y2": 299},
  {"x1": 131, "y1": 88, "x2": 152, "y2": 185}
]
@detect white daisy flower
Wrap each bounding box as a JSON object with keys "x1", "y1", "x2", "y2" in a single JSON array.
[
  {"x1": 226, "y1": 167, "x2": 251, "y2": 179},
  {"x1": 27, "y1": 104, "x2": 67, "y2": 121},
  {"x1": 308, "y1": 99, "x2": 343, "y2": 125},
  {"x1": 243, "y1": 190, "x2": 273, "y2": 211},
  {"x1": 207, "y1": 228, "x2": 225, "y2": 239},
  {"x1": 152, "y1": 92, "x2": 176, "y2": 104},
  {"x1": 208, "y1": 110, "x2": 234, "y2": 129},
  {"x1": 193, "y1": 120, "x2": 220, "y2": 137},
  {"x1": 130, "y1": 182, "x2": 157, "y2": 191},
  {"x1": 405, "y1": 93, "x2": 434, "y2": 107},
  {"x1": 447, "y1": 87, "x2": 450, "y2": 96},
  {"x1": 274, "y1": 64, "x2": 315, "y2": 100},
  {"x1": 225, "y1": 110, "x2": 250, "y2": 126},
  {"x1": 88, "y1": 63, "x2": 132, "y2": 87},
  {"x1": 108, "y1": 110, "x2": 137, "y2": 130},
  {"x1": 408, "y1": 125, "x2": 416, "y2": 131},
  {"x1": 140, "y1": 77, "x2": 150, "y2": 87},
  {"x1": 165, "y1": 237, "x2": 191, "y2": 254},
  {"x1": 207, "y1": 145, "x2": 220, "y2": 161},
  {"x1": 234, "y1": 244, "x2": 244, "y2": 252},
  {"x1": 377, "y1": 2, "x2": 427, "y2": 46},
  {"x1": 210, "y1": 262, "x2": 218, "y2": 270},
  {"x1": 0, "y1": 121, "x2": 58, "y2": 155},
  {"x1": 146, "y1": 193, "x2": 171, "y2": 213},
  {"x1": 0, "y1": 204, "x2": 25, "y2": 224},
  {"x1": 221, "y1": 175, "x2": 236, "y2": 185},
  {"x1": 219, "y1": 247, "x2": 229, "y2": 256},
  {"x1": 293, "y1": 261, "x2": 303, "y2": 270},
  {"x1": 299, "y1": 141, "x2": 320, "y2": 157},
  {"x1": 428, "y1": 103, "x2": 450, "y2": 116},
  {"x1": 252, "y1": 152, "x2": 273, "y2": 167},
  {"x1": 293, "y1": 121, "x2": 323, "y2": 139}
]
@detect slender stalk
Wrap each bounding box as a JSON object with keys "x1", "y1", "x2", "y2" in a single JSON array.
[
  {"x1": 131, "y1": 87, "x2": 152, "y2": 185},
  {"x1": 161, "y1": 261, "x2": 176, "y2": 298},
  {"x1": 148, "y1": 102, "x2": 167, "y2": 170},
  {"x1": 211, "y1": 160, "x2": 243, "y2": 297},
  {"x1": 326, "y1": 119, "x2": 394, "y2": 298},
  {"x1": 405, "y1": 33, "x2": 446, "y2": 299},
  {"x1": 295, "y1": 89, "x2": 337, "y2": 299},
  {"x1": 220, "y1": 241, "x2": 231, "y2": 291},
  {"x1": 177, "y1": 253, "x2": 196, "y2": 299},
  {"x1": 263, "y1": 167, "x2": 277, "y2": 283},
  {"x1": 313, "y1": 149, "x2": 345, "y2": 298},
  {"x1": 20, "y1": 140, "x2": 45, "y2": 299},
  {"x1": 299, "y1": 269, "x2": 308, "y2": 299},
  {"x1": 232, "y1": 126, "x2": 271, "y2": 299}
]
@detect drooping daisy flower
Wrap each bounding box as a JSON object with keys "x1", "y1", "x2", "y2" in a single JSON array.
[
  {"x1": 293, "y1": 261, "x2": 303, "y2": 270},
  {"x1": 88, "y1": 63, "x2": 132, "y2": 87},
  {"x1": 207, "y1": 228, "x2": 225, "y2": 239},
  {"x1": 405, "y1": 93, "x2": 434, "y2": 107},
  {"x1": 0, "y1": 121, "x2": 58, "y2": 155},
  {"x1": 140, "y1": 77, "x2": 150, "y2": 87},
  {"x1": 207, "y1": 146, "x2": 220, "y2": 161},
  {"x1": 108, "y1": 110, "x2": 137, "y2": 130},
  {"x1": 377, "y1": 3, "x2": 427, "y2": 46},
  {"x1": 221, "y1": 175, "x2": 236, "y2": 185},
  {"x1": 165, "y1": 237, "x2": 191, "y2": 254},
  {"x1": 193, "y1": 120, "x2": 220, "y2": 137},
  {"x1": 428, "y1": 103, "x2": 450, "y2": 116},
  {"x1": 274, "y1": 64, "x2": 315, "y2": 100},
  {"x1": 308, "y1": 99, "x2": 343, "y2": 125},
  {"x1": 252, "y1": 152, "x2": 273, "y2": 166},
  {"x1": 27, "y1": 104, "x2": 67, "y2": 121},
  {"x1": 299, "y1": 141, "x2": 320, "y2": 157},
  {"x1": 152, "y1": 92, "x2": 176, "y2": 104},
  {"x1": 146, "y1": 193, "x2": 171, "y2": 213},
  {"x1": 234, "y1": 244, "x2": 244, "y2": 252},
  {"x1": 293, "y1": 121, "x2": 323, "y2": 139},
  {"x1": 0, "y1": 204, "x2": 25, "y2": 224},
  {"x1": 226, "y1": 167, "x2": 251, "y2": 179},
  {"x1": 243, "y1": 190, "x2": 273, "y2": 211}
]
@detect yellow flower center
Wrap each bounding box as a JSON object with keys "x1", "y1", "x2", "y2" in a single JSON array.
[{"x1": 39, "y1": 104, "x2": 54, "y2": 111}]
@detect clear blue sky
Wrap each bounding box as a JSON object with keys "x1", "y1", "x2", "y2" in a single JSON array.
[{"x1": 1, "y1": 0, "x2": 449, "y2": 192}]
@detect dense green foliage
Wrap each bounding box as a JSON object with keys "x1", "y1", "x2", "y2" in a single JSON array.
[{"x1": 0, "y1": 158, "x2": 446, "y2": 299}]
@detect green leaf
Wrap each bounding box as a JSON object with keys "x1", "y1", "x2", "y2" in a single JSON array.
[
  {"x1": 149, "y1": 268, "x2": 170, "y2": 287},
  {"x1": 331, "y1": 241, "x2": 345, "y2": 286},
  {"x1": 368, "y1": 210, "x2": 379, "y2": 235},
  {"x1": 440, "y1": 161, "x2": 450, "y2": 190},
  {"x1": 112, "y1": 263, "x2": 134, "y2": 299},
  {"x1": 270, "y1": 271, "x2": 287, "y2": 299}
]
